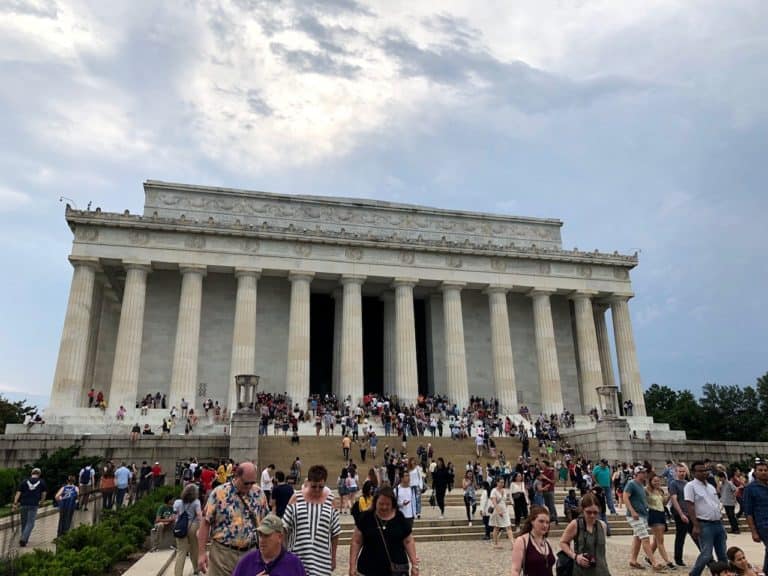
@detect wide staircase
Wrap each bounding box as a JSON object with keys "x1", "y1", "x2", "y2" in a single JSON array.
[{"x1": 259, "y1": 434, "x2": 750, "y2": 544}]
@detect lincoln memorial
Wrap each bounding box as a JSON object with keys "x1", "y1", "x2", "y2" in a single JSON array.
[{"x1": 48, "y1": 180, "x2": 647, "y2": 425}]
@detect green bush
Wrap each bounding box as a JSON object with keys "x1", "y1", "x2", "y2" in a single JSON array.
[
  {"x1": 0, "y1": 468, "x2": 22, "y2": 507},
  {"x1": 0, "y1": 486, "x2": 179, "y2": 576}
]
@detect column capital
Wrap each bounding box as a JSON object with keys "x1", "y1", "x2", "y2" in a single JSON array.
[
  {"x1": 441, "y1": 281, "x2": 466, "y2": 292},
  {"x1": 288, "y1": 271, "x2": 315, "y2": 283},
  {"x1": 68, "y1": 255, "x2": 100, "y2": 269},
  {"x1": 608, "y1": 292, "x2": 635, "y2": 303},
  {"x1": 569, "y1": 290, "x2": 598, "y2": 301},
  {"x1": 392, "y1": 277, "x2": 418, "y2": 288},
  {"x1": 528, "y1": 287, "x2": 556, "y2": 298},
  {"x1": 179, "y1": 264, "x2": 208, "y2": 276},
  {"x1": 122, "y1": 260, "x2": 152, "y2": 272},
  {"x1": 484, "y1": 284, "x2": 511, "y2": 295},
  {"x1": 341, "y1": 274, "x2": 366, "y2": 285},
  {"x1": 235, "y1": 267, "x2": 261, "y2": 279}
]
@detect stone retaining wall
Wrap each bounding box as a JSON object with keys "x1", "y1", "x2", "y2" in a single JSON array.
[
  {"x1": 564, "y1": 425, "x2": 768, "y2": 468},
  {"x1": 0, "y1": 434, "x2": 232, "y2": 477}
]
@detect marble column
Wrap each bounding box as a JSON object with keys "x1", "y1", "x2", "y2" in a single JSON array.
[
  {"x1": 285, "y1": 272, "x2": 314, "y2": 406},
  {"x1": 50, "y1": 256, "x2": 100, "y2": 409},
  {"x1": 169, "y1": 265, "x2": 206, "y2": 411},
  {"x1": 593, "y1": 303, "x2": 617, "y2": 389},
  {"x1": 332, "y1": 288, "x2": 343, "y2": 397},
  {"x1": 381, "y1": 291, "x2": 396, "y2": 397},
  {"x1": 109, "y1": 262, "x2": 151, "y2": 411},
  {"x1": 228, "y1": 268, "x2": 260, "y2": 413},
  {"x1": 571, "y1": 291, "x2": 603, "y2": 414},
  {"x1": 486, "y1": 286, "x2": 518, "y2": 414},
  {"x1": 530, "y1": 289, "x2": 564, "y2": 415},
  {"x1": 611, "y1": 295, "x2": 646, "y2": 416},
  {"x1": 393, "y1": 278, "x2": 419, "y2": 404},
  {"x1": 442, "y1": 282, "x2": 469, "y2": 409},
  {"x1": 339, "y1": 276, "x2": 365, "y2": 404}
]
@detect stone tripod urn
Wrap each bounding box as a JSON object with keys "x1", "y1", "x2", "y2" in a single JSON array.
[
  {"x1": 234, "y1": 374, "x2": 260, "y2": 412},
  {"x1": 596, "y1": 385, "x2": 620, "y2": 420}
]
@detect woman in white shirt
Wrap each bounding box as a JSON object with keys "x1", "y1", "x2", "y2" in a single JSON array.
[
  {"x1": 397, "y1": 472, "x2": 416, "y2": 527},
  {"x1": 408, "y1": 457, "x2": 424, "y2": 519},
  {"x1": 509, "y1": 472, "x2": 529, "y2": 529}
]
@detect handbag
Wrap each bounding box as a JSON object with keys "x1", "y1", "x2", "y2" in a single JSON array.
[
  {"x1": 375, "y1": 516, "x2": 410, "y2": 576},
  {"x1": 555, "y1": 517, "x2": 582, "y2": 576}
]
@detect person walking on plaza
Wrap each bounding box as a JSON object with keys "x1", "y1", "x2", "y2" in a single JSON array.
[
  {"x1": 669, "y1": 463, "x2": 697, "y2": 567},
  {"x1": 115, "y1": 461, "x2": 133, "y2": 509},
  {"x1": 197, "y1": 462, "x2": 266, "y2": 576},
  {"x1": 686, "y1": 460, "x2": 728, "y2": 576},
  {"x1": 559, "y1": 493, "x2": 610, "y2": 576},
  {"x1": 646, "y1": 471, "x2": 675, "y2": 569},
  {"x1": 283, "y1": 464, "x2": 341, "y2": 576},
  {"x1": 624, "y1": 465, "x2": 666, "y2": 571},
  {"x1": 233, "y1": 514, "x2": 307, "y2": 576},
  {"x1": 592, "y1": 458, "x2": 617, "y2": 514},
  {"x1": 173, "y1": 483, "x2": 202, "y2": 576},
  {"x1": 510, "y1": 506, "x2": 556, "y2": 576},
  {"x1": 431, "y1": 457, "x2": 450, "y2": 519},
  {"x1": 539, "y1": 460, "x2": 559, "y2": 525},
  {"x1": 743, "y1": 458, "x2": 768, "y2": 576},
  {"x1": 13, "y1": 467, "x2": 47, "y2": 547},
  {"x1": 54, "y1": 475, "x2": 79, "y2": 537},
  {"x1": 261, "y1": 464, "x2": 275, "y2": 507}
]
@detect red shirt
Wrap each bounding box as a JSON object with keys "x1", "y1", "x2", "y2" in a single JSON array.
[
  {"x1": 543, "y1": 468, "x2": 556, "y2": 492},
  {"x1": 201, "y1": 467, "x2": 216, "y2": 491},
  {"x1": 151, "y1": 465, "x2": 162, "y2": 478}
]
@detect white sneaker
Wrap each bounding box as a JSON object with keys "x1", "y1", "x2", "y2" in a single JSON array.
[
  {"x1": 439, "y1": 514, "x2": 444, "y2": 519},
  {"x1": 468, "y1": 521, "x2": 473, "y2": 527}
]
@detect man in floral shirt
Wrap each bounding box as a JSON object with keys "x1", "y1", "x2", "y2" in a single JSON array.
[{"x1": 197, "y1": 461, "x2": 266, "y2": 576}]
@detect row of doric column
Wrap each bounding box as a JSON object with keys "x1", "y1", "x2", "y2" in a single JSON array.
[{"x1": 50, "y1": 259, "x2": 646, "y2": 416}]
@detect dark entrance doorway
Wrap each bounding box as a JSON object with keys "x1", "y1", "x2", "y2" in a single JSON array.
[
  {"x1": 309, "y1": 294, "x2": 333, "y2": 396},
  {"x1": 362, "y1": 297, "x2": 383, "y2": 394},
  {"x1": 414, "y1": 299, "x2": 429, "y2": 396}
]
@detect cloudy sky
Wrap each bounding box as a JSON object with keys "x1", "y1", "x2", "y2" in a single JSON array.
[{"x1": 1, "y1": 0, "x2": 766, "y2": 410}]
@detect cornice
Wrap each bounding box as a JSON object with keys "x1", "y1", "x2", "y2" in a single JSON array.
[{"x1": 65, "y1": 207, "x2": 638, "y2": 269}]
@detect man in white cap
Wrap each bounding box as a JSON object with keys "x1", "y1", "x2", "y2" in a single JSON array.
[
  {"x1": 13, "y1": 467, "x2": 47, "y2": 547},
  {"x1": 231, "y1": 514, "x2": 307, "y2": 576}
]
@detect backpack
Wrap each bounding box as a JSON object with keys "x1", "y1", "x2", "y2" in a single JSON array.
[
  {"x1": 80, "y1": 467, "x2": 92, "y2": 485},
  {"x1": 182, "y1": 467, "x2": 192, "y2": 482},
  {"x1": 173, "y1": 505, "x2": 190, "y2": 538}
]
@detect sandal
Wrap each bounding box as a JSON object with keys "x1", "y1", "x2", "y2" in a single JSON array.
[
  {"x1": 653, "y1": 565, "x2": 667, "y2": 572},
  {"x1": 629, "y1": 562, "x2": 646, "y2": 570}
]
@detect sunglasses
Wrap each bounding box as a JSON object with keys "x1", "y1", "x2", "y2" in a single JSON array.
[{"x1": 242, "y1": 480, "x2": 257, "y2": 486}]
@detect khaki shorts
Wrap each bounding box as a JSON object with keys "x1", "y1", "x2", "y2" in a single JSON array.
[{"x1": 628, "y1": 516, "x2": 650, "y2": 539}]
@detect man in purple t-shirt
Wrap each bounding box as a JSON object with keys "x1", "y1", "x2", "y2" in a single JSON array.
[{"x1": 232, "y1": 514, "x2": 306, "y2": 576}]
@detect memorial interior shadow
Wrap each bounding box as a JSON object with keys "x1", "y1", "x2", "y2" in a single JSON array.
[{"x1": 309, "y1": 294, "x2": 428, "y2": 398}]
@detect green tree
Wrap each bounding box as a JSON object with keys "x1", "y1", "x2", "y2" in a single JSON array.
[
  {"x1": 756, "y1": 372, "x2": 768, "y2": 418},
  {"x1": 25, "y1": 444, "x2": 100, "y2": 498},
  {"x1": 0, "y1": 394, "x2": 37, "y2": 433}
]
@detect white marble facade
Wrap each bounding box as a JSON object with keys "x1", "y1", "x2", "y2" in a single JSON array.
[{"x1": 49, "y1": 180, "x2": 647, "y2": 417}]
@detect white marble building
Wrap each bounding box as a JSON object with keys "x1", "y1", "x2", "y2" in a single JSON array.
[{"x1": 49, "y1": 180, "x2": 647, "y2": 421}]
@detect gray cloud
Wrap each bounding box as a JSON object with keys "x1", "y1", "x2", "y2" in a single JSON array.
[
  {"x1": 269, "y1": 41, "x2": 361, "y2": 77},
  {"x1": 246, "y1": 89, "x2": 273, "y2": 116},
  {"x1": 0, "y1": 0, "x2": 58, "y2": 18}
]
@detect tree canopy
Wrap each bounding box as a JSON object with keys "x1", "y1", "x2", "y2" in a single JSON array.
[
  {"x1": 644, "y1": 372, "x2": 768, "y2": 441},
  {"x1": 0, "y1": 394, "x2": 37, "y2": 433}
]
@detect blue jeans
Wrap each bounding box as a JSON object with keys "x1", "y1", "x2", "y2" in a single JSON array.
[
  {"x1": 759, "y1": 525, "x2": 768, "y2": 576},
  {"x1": 116, "y1": 487, "x2": 128, "y2": 508},
  {"x1": 20, "y1": 505, "x2": 38, "y2": 544},
  {"x1": 689, "y1": 520, "x2": 727, "y2": 576},
  {"x1": 413, "y1": 488, "x2": 422, "y2": 516},
  {"x1": 603, "y1": 486, "x2": 617, "y2": 514}
]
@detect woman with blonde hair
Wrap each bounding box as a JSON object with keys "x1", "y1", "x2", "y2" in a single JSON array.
[{"x1": 646, "y1": 471, "x2": 674, "y2": 569}]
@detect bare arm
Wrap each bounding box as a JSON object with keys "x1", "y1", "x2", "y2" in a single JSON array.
[
  {"x1": 559, "y1": 520, "x2": 578, "y2": 558},
  {"x1": 403, "y1": 534, "x2": 419, "y2": 573},
  {"x1": 623, "y1": 489, "x2": 638, "y2": 519},
  {"x1": 510, "y1": 534, "x2": 527, "y2": 576},
  {"x1": 331, "y1": 534, "x2": 339, "y2": 571},
  {"x1": 197, "y1": 517, "x2": 211, "y2": 573},
  {"x1": 348, "y1": 527, "x2": 363, "y2": 576}
]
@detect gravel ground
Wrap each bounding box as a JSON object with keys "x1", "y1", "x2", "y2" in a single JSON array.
[{"x1": 331, "y1": 533, "x2": 766, "y2": 576}]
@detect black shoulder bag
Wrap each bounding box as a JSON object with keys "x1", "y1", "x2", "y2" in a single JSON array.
[{"x1": 555, "y1": 517, "x2": 582, "y2": 576}]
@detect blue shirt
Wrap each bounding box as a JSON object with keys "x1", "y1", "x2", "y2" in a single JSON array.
[
  {"x1": 743, "y1": 480, "x2": 768, "y2": 529},
  {"x1": 624, "y1": 479, "x2": 649, "y2": 517},
  {"x1": 115, "y1": 466, "x2": 132, "y2": 489}
]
